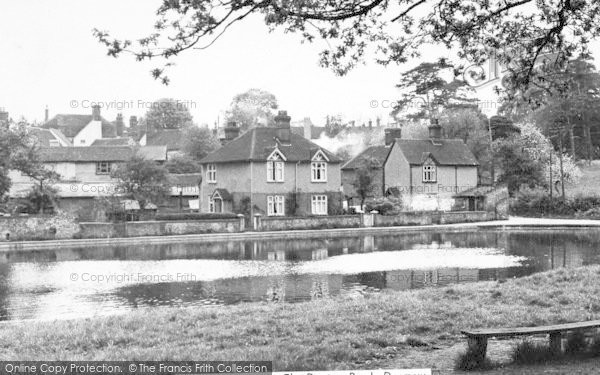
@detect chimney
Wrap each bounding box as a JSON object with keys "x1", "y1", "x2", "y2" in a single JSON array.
[
  {"x1": 115, "y1": 113, "x2": 124, "y2": 137},
  {"x1": 92, "y1": 105, "x2": 101, "y2": 121},
  {"x1": 428, "y1": 118, "x2": 443, "y2": 140},
  {"x1": 129, "y1": 115, "x2": 138, "y2": 129},
  {"x1": 0, "y1": 108, "x2": 8, "y2": 124},
  {"x1": 224, "y1": 121, "x2": 240, "y2": 141},
  {"x1": 384, "y1": 128, "x2": 402, "y2": 146},
  {"x1": 44, "y1": 106, "x2": 49, "y2": 122},
  {"x1": 303, "y1": 118, "x2": 312, "y2": 139},
  {"x1": 274, "y1": 110, "x2": 291, "y2": 143}
]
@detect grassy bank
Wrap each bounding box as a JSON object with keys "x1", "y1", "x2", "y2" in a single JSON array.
[{"x1": 2, "y1": 266, "x2": 600, "y2": 371}]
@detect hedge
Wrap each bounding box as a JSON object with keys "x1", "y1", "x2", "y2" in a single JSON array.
[{"x1": 154, "y1": 212, "x2": 240, "y2": 221}]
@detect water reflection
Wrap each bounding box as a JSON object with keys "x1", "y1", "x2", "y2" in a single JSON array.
[{"x1": 0, "y1": 228, "x2": 598, "y2": 321}]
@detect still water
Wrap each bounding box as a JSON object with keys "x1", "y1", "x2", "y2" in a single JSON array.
[{"x1": 0, "y1": 228, "x2": 599, "y2": 321}]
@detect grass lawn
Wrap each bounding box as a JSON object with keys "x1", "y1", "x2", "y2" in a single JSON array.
[
  {"x1": 565, "y1": 160, "x2": 600, "y2": 197},
  {"x1": 2, "y1": 266, "x2": 600, "y2": 372}
]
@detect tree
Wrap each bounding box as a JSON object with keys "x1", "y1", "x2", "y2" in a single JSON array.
[
  {"x1": 393, "y1": 60, "x2": 477, "y2": 120},
  {"x1": 165, "y1": 155, "x2": 202, "y2": 174},
  {"x1": 225, "y1": 89, "x2": 278, "y2": 130},
  {"x1": 325, "y1": 114, "x2": 346, "y2": 137},
  {"x1": 94, "y1": 0, "x2": 596, "y2": 94},
  {"x1": 182, "y1": 126, "x2": 220, "y2": 161},
  {"x1": 143, "y1": 98, "x2": 194, "y2": 130},
  {"x1": 352, "y1": 157, "x2": 379, "y2": 211},
  {"x1": 493, "y1": 135, "x2": 545, "y2": 196},
  {"x1": 111, "y1": 152, "x2": 170, "y2": 209}
]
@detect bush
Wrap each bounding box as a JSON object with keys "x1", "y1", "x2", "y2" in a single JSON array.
[
  {"x1": 565, "y1": 331, "x2": 588, "y2": 355},
  {"x1": 511, "y1": 340, "x2": 555, "y2": 364},
  {"x1": 511, "y1": 189, "x2": 600, "y2": 217},
  {"x1": 454, "y1": 348, "x2": 496, "y2": 371},
  {"x1": 364, "y1": 197, "x2": 403, "y2": 215},
  {"x1": 154, "y1": 212, "x2": 240, "y2": 221}
]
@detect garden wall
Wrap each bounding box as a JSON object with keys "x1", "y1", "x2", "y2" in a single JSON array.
[
  {"x1": 256, "y1": 215, "x2": 361, "y2": 231},
  {"x1": 78, "y1": 216, "x2": 245, "y2": 238},
  {"x1": 0, "y1": 211, "x2": 80, "y2": 241}
]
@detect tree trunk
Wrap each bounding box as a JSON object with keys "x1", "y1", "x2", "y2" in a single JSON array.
[{"x1": 567, "y1": 118, "x2": 576, "y2": 159}]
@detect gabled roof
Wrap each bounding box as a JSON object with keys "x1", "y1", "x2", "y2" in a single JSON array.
[
  {"x1": 38, "y1": 146, "x2": 167, "y2": 162},
  {"x1": 212, "y1": 188, "x2": 233, "y2": 201},
  {"x1": 91, "y1": 138, "x2": 134, "y2": 147},
  {"x1": 43, "y1": 114, "x2": 116, "y2": 138},
  {"x1": 341, "y1": 145, "x2": 391, "y2": 170},
  {"x1": 199, "y1": 127, "x2": 341, "y2": 164},
  {"x1": 395, "y1": 139, "x2": 479, "y2": 166},
  {"x1": 145, "y1": 129, "x2": 186, "y2": 151},
  {"x1": 28, "y1": 128, "x2": 73, "y2": 147}
]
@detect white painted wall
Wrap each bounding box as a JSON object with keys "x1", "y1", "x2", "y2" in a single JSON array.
[{"x1": 73, "y1": 120, "x2": 102, "y2": 146}]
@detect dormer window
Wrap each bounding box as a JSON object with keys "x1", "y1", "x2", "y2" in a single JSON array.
[
  {"x1": 422, "y1": 162, "x2": 436, "y2": 182},
  {"x1": 206, "y1": 164, "x2": 217, "y2": 183},
  {"x1": 267, "y1": 149, "x2": 286, "y2": 182},
  {"x1": 311, "y1": 150, "x2": 329, "y2": 182}
]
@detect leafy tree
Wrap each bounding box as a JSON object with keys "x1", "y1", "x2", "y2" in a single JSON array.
[
  {"x1": 111, "y1": 152, "x2": 170, "y2": 209},
  {"x1": 325, "y1": 114, "x2": 346, "y2": 137},
  {"x1": 225, "y1": 89, "x2": 278, "y2": 130},
  {"x1": 165, "y1": 155, "x2": 202, "y2": 174},
  {"x1": 182, "y1": 126, "x2": 220, "y2": 161},
  {"x1": 352, "y1": 157, "x2": 380, "y2": 210},
  {"x1": 94, "y1": 0, "x2": 596, "y2": 95},
  {"x1": 143, "y1": 98, "x2": 194, "y2": 130},
  {"x1": 493, "y1": 135, "x2": 545, "y2": 196},
  {"x1": 393, "y1": 60, "x2": 477, "y2": 120}
]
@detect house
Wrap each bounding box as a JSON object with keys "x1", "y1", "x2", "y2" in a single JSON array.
[
  {"x1": 139, "y1": 128, "x2": 186, "y2": 158},
  {"x1": 29, "y1": 127, "x2": 72, "y2": 147},
  {"x1": 42, "y1": 105, "x2": 117, "y2": 146},
  {"x1": 342, "y1": 123, "x2": 479, "y2": 211},
  {"x1": 8, "y1": 146, "x2": 167, "y2": 220},
  {"x1": 199, "y1": 111, "x2": 343, "y2": 216}
]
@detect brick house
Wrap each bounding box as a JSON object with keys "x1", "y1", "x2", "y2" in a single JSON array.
[
  {"x1": 199, "y1": 111, "x2": 343, "y2": 216},
  {"x1": 342, "y1": 123, "x2": 479, "y2": 211}
]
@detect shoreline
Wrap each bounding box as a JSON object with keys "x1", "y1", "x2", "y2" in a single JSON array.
[
  {"x1": 1, "y1": 216, "x2": 599, "y2": 251},
  {"x1": 2, "y1": 266, "x2": 600, "y2": 372}
]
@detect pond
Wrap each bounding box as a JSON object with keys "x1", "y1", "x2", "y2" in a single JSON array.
[{"x1": 0, "y1": 228, "x2": 599, "y2": 321}]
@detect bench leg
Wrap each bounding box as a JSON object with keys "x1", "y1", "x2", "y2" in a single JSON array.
[
  {"x1": 467, "y1": 336, "x2": 488, "y2": 363},
  {"x1": 549, "y1": 332, "x2": 562, "y2": 354}
]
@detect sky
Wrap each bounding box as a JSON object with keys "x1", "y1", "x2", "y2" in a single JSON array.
[{"x1": 0, "y1": 0, "x2": 453, "y2": 128}]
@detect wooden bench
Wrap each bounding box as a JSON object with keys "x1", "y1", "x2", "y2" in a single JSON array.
[{"x1": 461, "y1": 320, "x2": 600, "y2": 362}]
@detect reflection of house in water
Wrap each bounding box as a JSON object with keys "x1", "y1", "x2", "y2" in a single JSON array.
[{"x1": 384, "y1": 268, "x2": 480, "y2": 290}]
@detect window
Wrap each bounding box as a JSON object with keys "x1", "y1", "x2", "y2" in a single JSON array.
[
  {"x1": 311, "y1": 195, "x2": 328, "y2": 215},
  {"x1": 267, "y1": 161, "x2": 285, "y2": 182},
  {"x1": 311, "y1": 162, "x2": 327, "y2": 182},
  {"x1": 80, "y1": 139, "x2": 86, "y2": 145},
  {"x1": 206, "y1": 164, "x2": 217, "y2": 183},
  {"x1": 267, "y1": 195, "x2": 285, "y2": 216},
  {"x1": 422, "y1": 163, "x2": 436, "y2": 182},
  {"x1": 96, "y1": 162, "x2": 111, "y2": 175}
]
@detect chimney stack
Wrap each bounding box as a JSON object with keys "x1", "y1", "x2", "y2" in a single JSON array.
[
  {"x1": 303, "y1": 117, "x2": 312, "y2": 139},
  {"x1": 0, "y1": 108, "x2": 8, "y2": 126},
  {"x1": 384, "y1": 128, "x2": 402, "y2": 146},
  {"x1": 224, "y1": 121, "x2": 240, "y2": 141},
  {"x1": 92, "y1": 105, "x2": 101, "y2": 121},
  {"x1": 428, "y1": 118, "x2": 442, "y2": 140},
  {"x1": 129, "y1": 116, "x2": 138, "y2": 129},
  {"x1": 44, "y1": 106, "x2": 49, "y2": 122},
  {"x1": 274, "y1": 110, "x2": 291, "y2": 143},
  {"x1": 116, "y1": 113, "x2": 124, "y2": 137}
]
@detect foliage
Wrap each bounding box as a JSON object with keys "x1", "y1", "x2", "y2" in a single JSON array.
[
  {"x1": 364, "y1": 197, "x2": 403, "y2": 215},
  {"x1": 493, "y1": 135, "x2": 546, "y2": 195},
  {"x1": 93, "y1": 0, "x2": 600, "y2": 100},
  {"x1": 511, "y1": 340, "x2": 555, "y2": 364},
  {"x1": 23, "y1": 184, "x2": 59, "y2": 215},
  {"x1": 111, "y1": 151, "x2": 170, "y2": 209},
  {"x1": 154, "y1": 212, "x2": 239, "y2": 221},
  {"x1": 351, "y1": 157, "x2": 380, "y2": 209},
  {"x1": 165, "y1": 155, "x2": 201, "y2": 173},
  {"x1": 324, "y1": 114, "x2": 346, "y2": 137},
  {"x1": 510, "y1": 188, "x2": 600, "y2": 217},
  {"x1": 142, "y1": 98, "x2": 193, "y2": 130},
  {"x1": 393, "y1": 59, "x2": 477, "y2": 120},
  {"x1": 454, "y1": 348, "x2": 497, "y2": 371},
  {"x1": 235, "y1": 196, "x2": 252, "y2": 216},
  {"x1": 182, "y1": 126, "x2": 220, "y2": 161},
  {"x1": 225, "y1": 89, "x2": 278, "y2": 130}
]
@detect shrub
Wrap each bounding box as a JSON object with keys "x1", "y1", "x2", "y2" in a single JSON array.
[
  {"x1": 577, "y1": 207, "x2": 600, "y2": 219},
  {"x1": 155, "y1": 212, "x2": 240, "y2": 221},
  {"x1": 364, "y1": 197, "x2": 403, "y2": 215},
  {"x1": 454, "y1": 348, "x2": 496, "y2": 371},
  {"x1": 511, "y1": 340, "x2": 555, "y2": 364},
  {"x1": 511, "y1": 189, "x2": 600, "y2": 217},
  {"x1": 565, "y1": 331, "x2": 588, "y2": 355}
]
